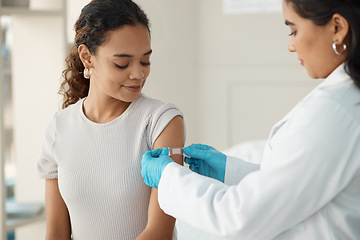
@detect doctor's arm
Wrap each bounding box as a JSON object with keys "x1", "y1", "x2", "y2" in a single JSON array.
[
  {"x1": 137, "y1": 115, "x2": 184, "y2": 240},
  {"x1": 156, "y1": 98, "x2": 359, "y2": 239}
]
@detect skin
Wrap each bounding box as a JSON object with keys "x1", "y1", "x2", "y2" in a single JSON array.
[
  {"x1": 282, "y1": 1, "x2": 349, "y2": 79},
  {"x1": 45, "y1": 179, "x2": 71, "y2": 240},
  {"x1": 45, "y1": 23, "x2": 184, "y2": 240},
  {"x1": 81, "y1": 23, "x2": 152, "y2": 123},
  {"x1": 138, "y1": 116, "x2": 184, "y2": 240}
]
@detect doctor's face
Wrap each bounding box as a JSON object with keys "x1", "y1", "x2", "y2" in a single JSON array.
[{"x1": 282, "y1": 1, "x2": 340, "y2": 79}]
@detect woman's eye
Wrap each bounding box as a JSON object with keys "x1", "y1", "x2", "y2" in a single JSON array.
[
  {"x1": 288, "y1": 31, "x2": 297, "y2": 36},
  {"x1": 115, "y1": 63, "x2": 129, "y2": 69},
  {"x1": 141, "y1": 62, "x2": 151, "y2": 66}
]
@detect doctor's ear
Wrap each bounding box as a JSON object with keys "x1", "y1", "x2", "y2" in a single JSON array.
[
  {"x1": 78, "y1": 44, "x2": 94, "y2": 69},
  {"x1": 331, "y1": 13, "x2": 350, "y2": 45}
]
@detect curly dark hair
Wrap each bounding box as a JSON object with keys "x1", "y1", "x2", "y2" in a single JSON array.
[
  {"x1": 285, "y1": 0, "x2": 360, "y2": 89},
  {"x1": 59, "y1": 0, "x2": 150, "y2": 109}
]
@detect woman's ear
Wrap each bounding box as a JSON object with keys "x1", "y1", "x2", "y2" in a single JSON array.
[
  {"x1": 332, "y1": 13, "x2": 350, "y2": 44},
  {"x1": 78, "y1": 44, "x2": 93, "y2": 68}
]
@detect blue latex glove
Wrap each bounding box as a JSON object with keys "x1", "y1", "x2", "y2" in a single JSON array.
[
  {"x1": 183, "y1": 144, "x2": 227, "y2": 182},
  {"x1": 141, "y1": 147, "x2": 173, "y2": 189}
]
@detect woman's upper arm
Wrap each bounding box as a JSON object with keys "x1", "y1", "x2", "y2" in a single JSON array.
[
  {"x1": 153, "y1": 115, "x2": 185, "y2": 164},
  {"x1": 142, "y1": 115, "x2": 184, "y2": 238},
  {"x1": 45, "y1": 179, "x2": 71, "y2": 240}
]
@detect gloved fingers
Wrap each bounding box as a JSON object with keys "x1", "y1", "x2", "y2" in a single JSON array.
[
  {"x1": 189, "y1": 163, "x2": 200, "y2": 173},
  {"x1": 142, "y1": 150, "x2": 155, "y2": 161},
  {"x1": 183, "y1": 148, "x2": 200, "y2": 160},
  {"x1": 183, "y1": 145, "x2": 206, "y2": 159},
  {"x1": 141, "y1": 150, "x2": 169, "y2": 189},
  {"x1": 160, "y1": 147, "x2": 169, "y2": 156},
  {"x1": 184, "y1": 157, "x2": 198, "y2": 165},
  {"x1": 184, "y1": 145, "x2": 218, "y2": 160},
  {"x1": 140, "y1": 163, "x2": 147, "y2": 178},
  {"x1": 159, "y1": 155, "x2": 174, "y2": 165},
  {"x1": 188, "y1": 143, "x2": 215, "y2": 151},
  {"x1": 189, "y1": 163, "x2": 196, "y2": 171},
  {"x1": 149, "y1": 148, "x2": 163, "y2": 158}
]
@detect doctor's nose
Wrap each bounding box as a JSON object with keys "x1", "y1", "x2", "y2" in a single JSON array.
[{"x1": 288, "y1": 39, "x2": 296, "y2": 52}]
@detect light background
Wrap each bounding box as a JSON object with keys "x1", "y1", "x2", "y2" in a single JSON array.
[{"x1": 7, "y1": 0, "x2": 321, "y2": 239}]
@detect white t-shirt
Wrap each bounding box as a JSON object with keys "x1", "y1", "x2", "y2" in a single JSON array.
[{"x1": 38, "y1": 94, "x2": 183, "y2": 240}]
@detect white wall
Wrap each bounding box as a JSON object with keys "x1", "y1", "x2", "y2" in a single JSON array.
[
  {"x1": 12, "y1": 15, "x2": 65, "y2": 239},
  {"x1": 134, "y1": 0, "x2": 200, "y2": 145},
  {"x1": 196, "y1": 0, "x2": 320, "y2": 150}
]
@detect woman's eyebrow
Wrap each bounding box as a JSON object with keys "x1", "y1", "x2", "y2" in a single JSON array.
[
  {"x1": 285, "y1": 20, "x2": 295, "y2": 26},
  {"x1": 113, "y1": 53, "x2": 132, "y2": 58},
  {"x1": 113, "y1": 49, "x2": 152, "y2": 58}
]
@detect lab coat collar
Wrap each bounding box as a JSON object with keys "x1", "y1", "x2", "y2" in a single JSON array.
[{"x1": 317, "y1": 63, "x2": 352, "y2": 89}]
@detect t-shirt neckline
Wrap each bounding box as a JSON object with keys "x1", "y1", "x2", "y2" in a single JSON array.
[{"x1": 78, "y1": 96, "x2": 139, "y2": 126}]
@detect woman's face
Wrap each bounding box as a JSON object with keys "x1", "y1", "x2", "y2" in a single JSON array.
[
  {"x1": 89, "y1": 24, "x2": 151, "y2": 103},
  {"x1": 282, "y1": 1, "x2": 342, "y2": 79}
]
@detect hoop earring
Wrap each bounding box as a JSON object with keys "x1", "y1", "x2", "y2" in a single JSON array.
[
  {"x1": 83, "y1": 68, "x2": 91, "y2": 79},
  {"x1": 332, "y1": 41, "x2": 347, "y2": 55}
]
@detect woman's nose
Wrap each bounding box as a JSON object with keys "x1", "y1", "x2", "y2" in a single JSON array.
[{"x1": 129, "y1": 64, "x2": 145, "y2": 80}]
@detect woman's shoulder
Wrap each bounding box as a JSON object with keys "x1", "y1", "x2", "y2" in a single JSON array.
[
  {"x1": 137, "y1": 94, "x2": 167, "y2": 106},
  {"x1": 136, "y1": 94, "x2": 182, "y2": 114},
  {"x1": 55, "y1": 99, "x2": 83, "y2": 119}
]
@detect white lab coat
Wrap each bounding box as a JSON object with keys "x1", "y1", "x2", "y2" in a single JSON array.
[{"x1": 158, "y1": 64, "x2": 360, "y2": 240}]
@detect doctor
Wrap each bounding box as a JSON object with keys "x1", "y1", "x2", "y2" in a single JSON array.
[{"x1": 141, "y1": 0, "x2": 360, "y2": 239}]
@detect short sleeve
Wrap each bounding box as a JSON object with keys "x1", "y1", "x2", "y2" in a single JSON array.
[
  {"x1": 147, "y1": 103, "x2": 183, "y2": 149},
  {"x1": 37, "y1": 114, "x2": 58, "y2": 179}
]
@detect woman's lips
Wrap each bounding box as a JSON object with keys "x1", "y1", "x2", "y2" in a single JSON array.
[{"x1": 122, "y1": 84, "x2": 142, "y2": 92}]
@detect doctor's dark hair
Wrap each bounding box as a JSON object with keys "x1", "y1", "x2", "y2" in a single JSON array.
[
  {"x1": 284, "y1": 0, "x2": 360, "y2": 89},
  {"x1": 59, "y1": 0, "x2": 150, "y2": 109}
]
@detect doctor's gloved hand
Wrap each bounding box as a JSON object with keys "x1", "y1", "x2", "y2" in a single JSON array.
[
  {"x1": 183, "y1": 144, "x2": 227, "y2": 182},
  {"x1": 141, "y1": 147, "x2": 173, "y2": 189}
]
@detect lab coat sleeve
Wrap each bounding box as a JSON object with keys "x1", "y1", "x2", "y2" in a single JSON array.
[
  {"x1": 157, "y1": 97, "x2": 360, "y2": 239},
  {"x1": 224, "y1": 156, "x2": 260, "y2": 185}
]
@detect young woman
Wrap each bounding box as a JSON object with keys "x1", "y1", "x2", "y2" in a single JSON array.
[
  {"x1": 141, "y1": 0, "x2": 360, "y2": 239},
  {"x1": 37, "y1": 0, "x2": 184, "y2": 239}
]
